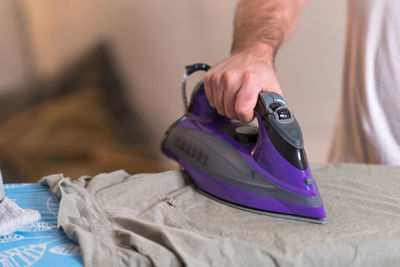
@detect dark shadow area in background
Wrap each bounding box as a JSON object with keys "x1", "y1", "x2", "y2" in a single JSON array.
[{"x1": 0, "y1": 44, "x2": 163, "y2": 182}]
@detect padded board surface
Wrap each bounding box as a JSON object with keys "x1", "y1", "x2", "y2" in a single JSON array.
[{"x1": 0, "y1": 183, "x2": 82, "y2": 267}]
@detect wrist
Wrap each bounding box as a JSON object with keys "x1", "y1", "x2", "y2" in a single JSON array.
[{"x1": 231, "y1": 42, "x2": 276, "y2": 67}]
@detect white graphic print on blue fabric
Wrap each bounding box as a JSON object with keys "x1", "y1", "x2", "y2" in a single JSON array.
[{"x1": 0, "y1": 184, "x2": 82, "y2": 267}]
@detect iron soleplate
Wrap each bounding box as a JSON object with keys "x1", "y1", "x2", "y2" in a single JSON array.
[{"x1": 197, "y1": 188, "x2": 326, "y2": 225}]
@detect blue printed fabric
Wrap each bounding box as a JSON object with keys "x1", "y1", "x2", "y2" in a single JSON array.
[{"x1": 0, "y1": 184, "x2": 83, "y2": 267}]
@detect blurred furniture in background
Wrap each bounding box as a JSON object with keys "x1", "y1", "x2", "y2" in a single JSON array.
[{"x1": 0, "y1": 45, "x2": 175, "y2": 182}]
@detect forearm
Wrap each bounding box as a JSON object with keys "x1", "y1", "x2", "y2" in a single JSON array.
[{"x1": 232, "y1": 0, "x2": 306, "y2": 58}]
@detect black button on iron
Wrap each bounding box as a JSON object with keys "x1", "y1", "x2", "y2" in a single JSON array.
[
  {"x1": 269, "y1": 102, "x2": 281, "y2": 111},
  {"x1": 277, "y1": 108, "x2": 291, "y2": 120}
]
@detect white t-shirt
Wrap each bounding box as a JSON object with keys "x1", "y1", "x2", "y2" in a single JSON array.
[{"x1": 329, "y1": 0, "x2": 400, "y2": 164}]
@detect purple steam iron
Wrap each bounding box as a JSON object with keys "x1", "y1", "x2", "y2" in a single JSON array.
[{"x1": 161, "y1": 63, "x2": 326, "y2": 224}]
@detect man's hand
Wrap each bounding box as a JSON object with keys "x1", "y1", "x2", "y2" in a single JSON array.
[
  {"x1": 204, "y1": 0, "x2": 305, "y2": 123},
  {"x1": 204, "y1": 45, "x2": 282, "y2": 123}
]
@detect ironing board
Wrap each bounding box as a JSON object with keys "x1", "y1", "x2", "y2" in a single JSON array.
[{"x1": 0, "y1": 183, "x2": 83, "y2": 267}]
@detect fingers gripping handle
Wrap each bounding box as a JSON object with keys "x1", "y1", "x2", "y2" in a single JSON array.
[{"x1": 182, "y1": 64, "x2": 287, "y2": 126}]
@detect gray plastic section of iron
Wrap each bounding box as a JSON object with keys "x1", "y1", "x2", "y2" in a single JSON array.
[
  {"x1": 259, "y1": 92, "x2": 304, "y2": 149},
  {"x1": 259, "y1": 92, "x2": 285, "y2": 107},
  {"x1": 198, "y1": 189, "x2": 326, "y2": 224},
  {"x1": 269, "y1": 115, "x2": 304, "y2": 149},
  {"x1": 165, "y1": 127, "x2": 323, "y2": 208}
]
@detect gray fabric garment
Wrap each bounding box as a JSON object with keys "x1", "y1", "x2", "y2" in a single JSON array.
[{"x1": 40, "y1": 164, "x2": 400, "y2": 267}]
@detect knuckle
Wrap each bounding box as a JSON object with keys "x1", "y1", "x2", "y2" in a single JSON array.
[
  {"x1": 212, "y1": 73, "x2": 222, "y2": 85},
  {"x1": 242, "y1": 72, "x2": 254, "y2": 84},
  {"x1": 204, "y1": 72, "x2": 211, "y2": 80},
  {"x1": 204, "y1": 73, "x2": 211, "y2": 86},
  {"x1": 222, "y1": 71, "x2": 234, "y2": 86}
]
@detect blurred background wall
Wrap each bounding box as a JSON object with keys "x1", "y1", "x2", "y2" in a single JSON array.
[{"x1": 0, "y1": 0, "x2": 346, "y2": 181}]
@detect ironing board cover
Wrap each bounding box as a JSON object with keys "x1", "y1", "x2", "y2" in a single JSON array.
[{"x1": 0, "y1": 183, "x2": 83, "y2": 267}]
